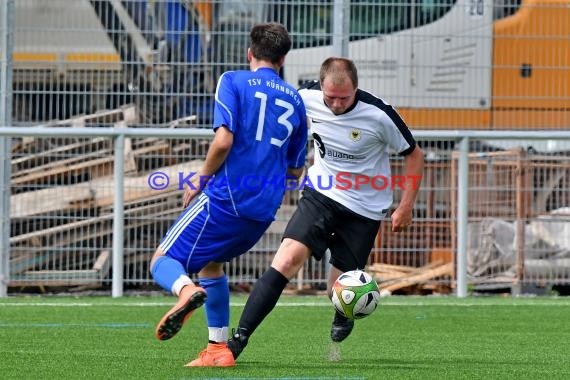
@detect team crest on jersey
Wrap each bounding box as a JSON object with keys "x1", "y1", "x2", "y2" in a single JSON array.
[{"x1": 350, "y1": 128, "x2": 361, "y2": 142}]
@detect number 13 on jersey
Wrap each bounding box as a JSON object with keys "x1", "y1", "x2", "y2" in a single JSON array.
[{"x1": 255, "y1": 91, "x2": 294, "y2": 147}]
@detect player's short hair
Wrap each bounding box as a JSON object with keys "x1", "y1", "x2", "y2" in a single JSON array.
[
  {"x1": 319, "y1": 57, "x2": 359, "y2": 88},
  {"x1": 249, "y1": 22, "x2": 292, "y2": 64}
]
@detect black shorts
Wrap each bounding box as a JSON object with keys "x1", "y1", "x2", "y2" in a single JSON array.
[{"x1": 283, "y1": 187, "x2": 382, "y2": 272}]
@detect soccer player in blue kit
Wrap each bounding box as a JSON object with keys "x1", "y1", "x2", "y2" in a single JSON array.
[{"x1": 149, "y1": 22, "x2": 307, "y2": 367}]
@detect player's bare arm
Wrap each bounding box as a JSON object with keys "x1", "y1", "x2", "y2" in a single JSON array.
[
  {"x1": 183, "y1": 126, "x2": 234, "y2": 208},
  {"x1": 392, "y1": 145, "x2": 424, "y2": 232},
  {"x1": 286, "y1": 166, "x2": 305, "y2": 181}
]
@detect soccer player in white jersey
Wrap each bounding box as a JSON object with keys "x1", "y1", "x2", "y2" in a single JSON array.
[
  {"x1": 149, "y1": 22, "x2": 307, "y2": 367},
  {"x1": 228, "y1": 57, "x2": 424, "y2": 359}
]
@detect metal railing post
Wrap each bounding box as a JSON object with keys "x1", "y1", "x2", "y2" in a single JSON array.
[
  {"x1": 456, "y1": 137, "x2": 469, "y2": 297},
  {"x1": 332, "y1": 0, "x2": 350, "y2": 57},
  {"x1": 112, "y1": 134, "x2": 125, "y2": 297},
  {"x1": 0, "y1": 0, "x2": 14, "y2": 298}
]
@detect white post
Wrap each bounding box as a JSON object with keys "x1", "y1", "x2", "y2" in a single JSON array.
[
  {"x1": 456, "y1": 137, "x2": 469, "y2": 297},
  {"x1": 332, "y1": 0, "x2": 350, "y2": 57},
  {"x1": 0, "y1": 0, "x2": 14, "y2": 298},
  {"x1": 112, "y1": 134, "x2": 125, "y2": 297}
]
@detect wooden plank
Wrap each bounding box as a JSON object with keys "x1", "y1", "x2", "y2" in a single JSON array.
[
  {"x1": 11, "y1": 137, "x2": 110, "y2": 170},
  {"x1": 12, "y1": 149, "x2": 113, "y2": 179},
  {"x1": 379, "y1": 262, "x2": 455, "y2": 294},
  {"x1": 11, "y1": 188, "x2": 181, "y2": 248},
  {"x1": 370, "y1": 262, "x2": 441, "y2": 283},
  {"x1": 11, "y1": 156, "x2": 115, "y2": 187},
  {"x1": 8, "y1": 159, "x2": 205, "y2": 282},
  {"x1": 40, "y1": 104, "x2": 137, "y2": 127},
  {"x1": 372, "y1": 271, "x2": 410, "y2": 281},
  {"x1": 132, "y1": 141, "x2": 171, "y2": 156},
  {"x1": 10, "y1": 215, "x2": 112, "y2": 245},
  {"x1": 368, "y1": 263, "x2": 417, "y2": 273},
  {"x1": 167, "y1": 114, "x2": 197, "y2": 128},
  {"x1": 130, "y1": 137, "x2": 162, "y2": 149},
  {"x1": 99, "y1": 190, "x2": 180, "y2": 214},
  {"x1": 11, "y1": 185, "x2": 94, "y2": 218},
  {"x1": 94, "y1": 160, "x2": 203, "y2": 208},
  {"x1": 9, "y1": 253, "x2": 52, "y2": 275},
  {"x1": 9, "y1": 250, "x2": 113, "y2": 287},
  {"x1": 93, "y1": 250, "x2": 110, "y2": 274},
  {"x1": 11, "y1": 106, "x2": 138, "y2": 188},
  {"x1": 10, "y1": 160, "x2": 202, "y2": 219},
  {"x1": 451, "y1": 148, "x2": 524, "y2": 159}
]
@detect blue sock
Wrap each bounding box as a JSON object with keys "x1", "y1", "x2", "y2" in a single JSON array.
[
  {"x1": 199, "y1": 275, "x2": 229, "y2": 341},
  {"x1": 151, "y1": 256, "x2": 188, "y2": 294}
]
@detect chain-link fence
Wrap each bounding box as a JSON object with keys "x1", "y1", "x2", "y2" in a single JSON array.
[
  {"x1": 6, "y1": 0, "x2": 569, "y2": 129},
  {"x1": 3, "y1": 126, "x2": 570, "y2": 295}
]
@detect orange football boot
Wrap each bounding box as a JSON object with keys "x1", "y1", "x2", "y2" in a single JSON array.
[
  {"x1": 155, "y1": 285, "x2": 206, "y2": 340},
  {"x1": 185, "y1": 343, "x2": 235, "y2": 367}
]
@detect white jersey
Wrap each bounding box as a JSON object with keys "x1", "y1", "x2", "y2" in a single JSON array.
[{"x1": 299, "y1": 82, "x2": 416, "y2": 220}]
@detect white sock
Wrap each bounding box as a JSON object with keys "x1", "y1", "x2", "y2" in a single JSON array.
[
  {"x1": 171, "y1": 275, "x2": 194, "y2": 296},
  {"x1": 208, "y1": 327, "x2": 228, "y2": 343}
]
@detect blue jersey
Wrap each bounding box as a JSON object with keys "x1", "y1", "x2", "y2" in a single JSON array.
[{"x1": 204, "y1": 67, "x2": 308, "y2": 221}]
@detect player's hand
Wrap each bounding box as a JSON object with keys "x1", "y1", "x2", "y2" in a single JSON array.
[
  {"x1": 182, "y1": 186, "x2": 201, "y2": 208},
  {"x1": 182, "y1": 175, "x2": 207, "y2": 208},
  {"x1": 391, "y1": 206, "x2": 413, "y2": 232},
  {"x1": 182, "y1": 173, "x2": 213, "y2": 208}
]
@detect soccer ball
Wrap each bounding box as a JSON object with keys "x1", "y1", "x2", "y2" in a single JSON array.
[{"x1": 330, "y1": 270, "x2": 380, "y2": 320}]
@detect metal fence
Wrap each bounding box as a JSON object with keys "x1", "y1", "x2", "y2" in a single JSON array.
[
  {"x1": 1, "y1": 125, "x2": 570, "y2": 297},
  {"x1": 1, "y1": 0, "x2": 570, "y2": 297},
  {"x1": 2, "y1": 0, "x2": 569, "y2": 129}
]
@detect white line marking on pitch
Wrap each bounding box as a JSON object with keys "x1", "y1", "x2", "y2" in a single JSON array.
[{"x1": 0, "y1": 300, "x2": 569, "y2": 307}]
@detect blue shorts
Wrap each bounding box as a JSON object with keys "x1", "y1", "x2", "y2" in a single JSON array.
[{"x1": 159, "y1": 193, "x2": 272, "y2": 273}]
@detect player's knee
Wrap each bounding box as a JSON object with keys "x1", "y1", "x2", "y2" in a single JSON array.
[
  {"x1": 199, "y1": 262, "x2": 224, "y2": 278},
  {"x1": 271, "y1": 260, "x2": 299, "y2": 279},
  {"x1": 271, "y1": 239, "x2": 310, "y2": 279},
  {"x1": 149, "y1": 248, "x2": 165, "y2": 274}
]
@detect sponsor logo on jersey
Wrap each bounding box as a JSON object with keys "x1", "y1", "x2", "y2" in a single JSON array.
[
  {"x1": 313, "y1": 132, "x2": 365, "y2": 161},
  {"x1": 312, "y1": 133, "x2": 326, "y2": 158},
  {"x1": 326, "y1": 150, "x2": 366, "y2": 161}
]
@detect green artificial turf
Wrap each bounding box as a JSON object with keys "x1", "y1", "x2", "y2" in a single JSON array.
[{"x1": 1, "y1": 295, "x2": 569, "y2": 379}]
